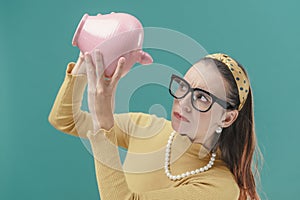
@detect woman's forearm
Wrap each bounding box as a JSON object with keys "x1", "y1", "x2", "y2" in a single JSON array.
[
  {"x1": 48, "y1": 63, "x2": 93, "y2": 138},
  {"x1": 94, "y1": 96, "x2": 115, "y2": 132}
]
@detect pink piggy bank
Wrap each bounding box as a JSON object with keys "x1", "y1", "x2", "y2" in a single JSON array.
[{"x1": 72, "y1": 12, "x2": 153, "y2": 78}]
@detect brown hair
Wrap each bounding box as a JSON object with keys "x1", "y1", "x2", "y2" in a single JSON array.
[{"x1": 203, "y1": 57, "x2": 263, "y2": 200}]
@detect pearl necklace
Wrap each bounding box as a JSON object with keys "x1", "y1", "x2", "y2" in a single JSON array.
[{"x1": 164, "y1": 131, "x2": 216, "y2": 181}]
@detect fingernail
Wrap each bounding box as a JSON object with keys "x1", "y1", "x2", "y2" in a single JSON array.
[
  {"x1": 95, "y1": 49, "x2": 100, "y2": 53},
  {"x1": 85, "y1": 53, "x2": 91, "y2": 61},
  {"x1": 120, "y1": 57, "x2": 125, "y2": 63}
]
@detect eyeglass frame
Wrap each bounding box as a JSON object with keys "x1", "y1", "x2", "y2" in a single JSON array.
[{"x1": 168, "y1": 74, "x2": 237, "y2": 112}]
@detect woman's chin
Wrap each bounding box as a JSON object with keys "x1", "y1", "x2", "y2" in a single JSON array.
[{"x1": 171, "y1": 119, "x2": 189, "y2": 134}]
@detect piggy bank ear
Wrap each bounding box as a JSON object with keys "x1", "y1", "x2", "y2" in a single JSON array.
[{"x1": 138, "y1": 50, "x2": 153, "y2": 65}]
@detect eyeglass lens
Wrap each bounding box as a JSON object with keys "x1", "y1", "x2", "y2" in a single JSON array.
[{"x1": 170, "y1": 77, "x2": 213, "y2": 111}]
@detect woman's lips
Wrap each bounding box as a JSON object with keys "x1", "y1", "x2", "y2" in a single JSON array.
[{"x1": 173, "y1": 112, "x2": 190, "y2": 122}]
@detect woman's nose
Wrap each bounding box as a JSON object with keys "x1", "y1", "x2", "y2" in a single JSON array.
[{"x1": 178, "y1": 93, "x2": 192, "y2": 113}]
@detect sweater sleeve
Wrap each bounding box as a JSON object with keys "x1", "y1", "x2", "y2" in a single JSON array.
[
  {"x1": 48, "y1": 62, "x2": 130, "y2": 149},
  {"x1": 87, "y1": 126, "x2": 239, "y2": 200}
]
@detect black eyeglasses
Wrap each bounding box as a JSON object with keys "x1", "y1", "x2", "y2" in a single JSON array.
[{"x1": 168, "y1": 74, "x2": 236, "y2": 112}]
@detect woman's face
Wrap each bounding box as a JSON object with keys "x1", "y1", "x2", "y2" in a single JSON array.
[{"x1": 171, "y1": 59, "x2": 228, "y2": 145}]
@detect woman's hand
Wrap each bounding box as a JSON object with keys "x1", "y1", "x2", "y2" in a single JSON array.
[
  {"x1": 71, "y1": 52, "x2": 87, "y2": 75},
  {"x1": 84, "y1": 50, "x2": 126, "y2": 132}
]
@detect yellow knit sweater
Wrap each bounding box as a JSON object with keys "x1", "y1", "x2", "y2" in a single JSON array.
[{"x1": 48, "y1": 62, "x2": 240, "y2": 200}]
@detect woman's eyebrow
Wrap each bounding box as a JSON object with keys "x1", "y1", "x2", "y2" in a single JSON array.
[
  {"x1": 190, "y1": 81, "x2": 209, "y2": 91},
  {"x1": 196, "y1": 84, "x2": 208, "y2": 90},
  {"x1": 184, "y1": 77, "x2": 210, "y2": 92}
]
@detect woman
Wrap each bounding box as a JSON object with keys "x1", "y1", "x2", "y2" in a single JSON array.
[{"x1": 48, "y1": 50, "x2": 262, "y2": 200}]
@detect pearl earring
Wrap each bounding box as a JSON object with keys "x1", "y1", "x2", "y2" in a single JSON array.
[{"x1": 216, "y1": 127, "x2": 222, "y2": 134}]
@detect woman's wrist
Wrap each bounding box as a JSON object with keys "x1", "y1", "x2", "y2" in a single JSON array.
[
  {"x1": 93, "y1": 116, "x2": 114, "y2": 132},
  {"x1": 92, "y1": 96, "x2": 114, "y2": 132}
]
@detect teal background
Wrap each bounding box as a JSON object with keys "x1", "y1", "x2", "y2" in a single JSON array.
[{"x1": 1, "y1": 0, "x2": 299, "y2": 199}]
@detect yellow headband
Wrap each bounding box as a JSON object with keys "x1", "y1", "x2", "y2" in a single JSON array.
[{"x1": 204, "y1": 53, "x2": 249, "y2": 111}]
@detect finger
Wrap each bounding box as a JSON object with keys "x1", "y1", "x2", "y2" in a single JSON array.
[
  {"x1": 111, "y1": 57, "x2": 126, "y2": 86},
  {"x1": 79, "y1": 51, "x2": 83, "y2": 57},
  {"x1": 94, "y1": 50, "x2": 105, "y2": 80},
  {"x1": 78, "y1": 52, "x2": 84, "y2": 62},
  {"x1": 85, "y1": 53, "x2": 97, "y2": 118},
  {"x1": 85, "y1": 53, "x2": 97, "y2": 93},
  {"x1": 73, "y1": 52, "x2": 85, "y2": 71}
]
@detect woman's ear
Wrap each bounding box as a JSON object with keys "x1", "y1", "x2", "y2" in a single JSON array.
[{"x1": 221, "y1": 110, "x2": 239, "y2": 128}]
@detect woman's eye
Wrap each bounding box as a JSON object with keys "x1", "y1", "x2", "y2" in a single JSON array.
[
  {"x1": 179, "y1": 83, "x2": 187, "y2": 91},
  {"x1": 195, "y1": 94, "x2": 208, "y2": 102}
]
